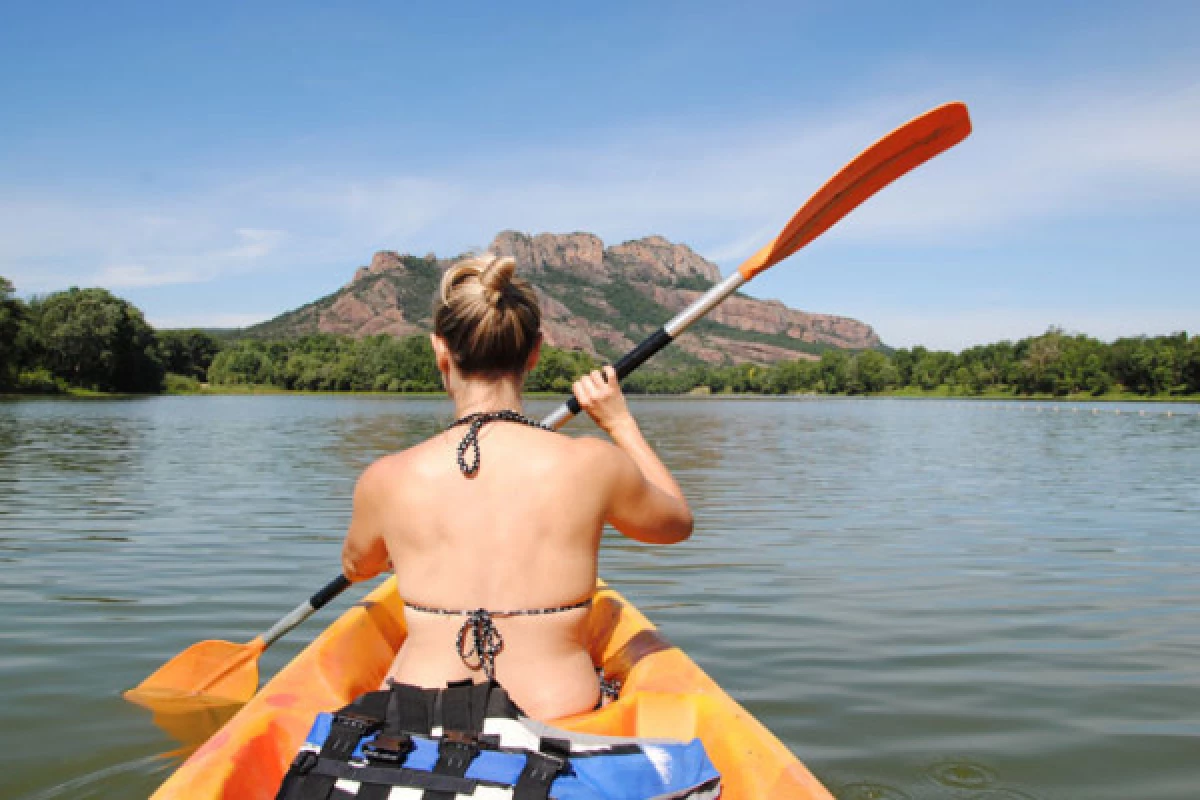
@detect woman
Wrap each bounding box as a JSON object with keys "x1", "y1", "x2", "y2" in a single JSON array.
[{"x1": 340, "y1": 253, "x2": 693, "y2": 720}]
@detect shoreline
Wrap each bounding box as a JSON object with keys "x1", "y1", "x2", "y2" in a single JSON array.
[{"x1": 5, "y1": 386, "x2": 1200, "y2": 404}]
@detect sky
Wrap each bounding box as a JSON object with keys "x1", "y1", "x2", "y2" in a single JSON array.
[{"x1": 2, "y1": 1, "x2": 1197, "y2": 351}]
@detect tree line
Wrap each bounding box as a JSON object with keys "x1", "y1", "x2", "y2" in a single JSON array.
[
  {"x1": 3, "y1": 277, "x2": 1198, "y2": 397},
  {"x1": 620, "y1": 331, "x2": 1200, "y2": 397},
  {"x1": 1, "y1": 280, "x2": 215, "y2": 393}
]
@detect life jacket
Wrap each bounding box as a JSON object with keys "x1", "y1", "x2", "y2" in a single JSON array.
[{"x1": 276, "y1": 679, "x2": 721, "y2": 800}]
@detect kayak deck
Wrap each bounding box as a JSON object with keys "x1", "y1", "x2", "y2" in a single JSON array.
[{"x1": 151, "y1": 577, "x2": 833, "y2": 800}]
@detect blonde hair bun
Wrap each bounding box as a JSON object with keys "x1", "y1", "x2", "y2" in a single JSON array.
[
  {"x1": 434, "y1": 253, "x2": 541, "y2": 375},
  {"x1": 479, "y1": 255, "x2": 517, "y2": 307}
]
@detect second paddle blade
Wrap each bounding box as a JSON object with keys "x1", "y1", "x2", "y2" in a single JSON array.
[{"x1": 125, "y1": 637, "x2": 263, "y2": 711}]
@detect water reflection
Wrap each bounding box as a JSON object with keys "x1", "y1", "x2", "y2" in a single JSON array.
[{"x1": 150, "y1": 702, "x2": 243, "y2": 757}]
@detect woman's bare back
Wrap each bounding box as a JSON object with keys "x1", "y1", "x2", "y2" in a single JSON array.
[
  {"x1": 370, "y1": 422, "x2": 609, "y2": 719},
  {"x1": 342, "y1": 366, "x2": 693, "y2": 720}
]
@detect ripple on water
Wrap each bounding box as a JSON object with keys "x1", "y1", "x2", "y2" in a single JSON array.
[
  {"x1": 927, "y1": 759, "x2": 998, "y2": 790},
  {"x1": 52, "y1": 595, "x2": 137, "y2": 605},
  {"x1": 21, "y1": 753, "x2": 172, "y2": 800}
]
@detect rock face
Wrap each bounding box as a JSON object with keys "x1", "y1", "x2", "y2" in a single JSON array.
[
  {"x1": 491, "y1": 232, "x2": 607, "y2": 281},
  {"x1": 247, "y1": 231, "x2": 882, "y2": 365},
  {"x1": 490, "y1": 231, "x2": 723, "y2": 287},
  {"x1": 606, "y1": 236, "x2": 722, "y2": 285}
]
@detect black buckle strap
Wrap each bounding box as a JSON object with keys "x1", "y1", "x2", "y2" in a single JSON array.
[
  {"x1": 512, "y1": 738, "x2": 571, "y2": 800},
  {"x1": 323, "y1": 710, "x2": 382, "y2": 759},
  {"x1": 289, "y1": 749, "x2": 319, "y2": 775},
  {"x1": 439, "y1": 681, "x2": 477, "y2": 734},
  {"x1": 388, "y1": 681, "x2": 435, "y2": 735},
  {"x1": 362, "y1": 733, "x2": 414, "y2": 766},
  {"x1": 421, "y1": 730, "x2": 482, "y2": 800},
  {"x1": 435, "y1": 730, "x2": 481, "y2": 773}
]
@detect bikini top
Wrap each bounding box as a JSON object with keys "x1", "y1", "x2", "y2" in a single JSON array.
[
  {"x1": 406, "y1": 409, "x2": 591, "y2": 680},
  {"x1": 402, "y1": 596, "x2": 594, "y2": 681}
]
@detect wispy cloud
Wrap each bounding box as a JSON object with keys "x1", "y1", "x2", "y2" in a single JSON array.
[
  {"x1": 867, "y1": 306, "x2": 1199, "y2": 351},
  {"x1": 94, "y1": 264, "x2": 201, "y2": 288},
  {"x1": 222, "y1": 228, "x2": 287, "y2": 261},
  {"x1": 0, "y1": 198, "x2": 289, "y2": 292},
  {"x1": 147, "y1": 311, "x2": 273, "y2": 330}
]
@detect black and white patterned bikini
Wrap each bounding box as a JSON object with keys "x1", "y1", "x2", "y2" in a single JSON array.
[
  {"x1": 402, "y1": 596, "x2": 594, "y2": 682},
  {"x1": 401, "y1": 410, "x2": 618, "y2": 702}
]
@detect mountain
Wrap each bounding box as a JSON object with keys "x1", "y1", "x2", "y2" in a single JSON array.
[{"x1": 245, "y1": 232, "x2": 882, "y2": 365}]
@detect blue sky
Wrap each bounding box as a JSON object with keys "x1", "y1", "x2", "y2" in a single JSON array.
[{"x1": 2, "y1": 1, "x2": 1197, "y2": 350}]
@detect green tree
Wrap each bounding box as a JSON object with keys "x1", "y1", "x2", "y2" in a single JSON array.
[
  {"x1": 1181, "y1": 335, "x2": 1200, "y2": 394},
  {"x1": 0, "y1": 277, "x2": 26, "y2": 388},
  {"x1": 854, "y1": 350, "x2": 896, "y2": 393},
  {"x1": 1081, "y1": 353, "x2": 1113, "y2": 395},
  {"x1": 208, "y1": 343, "x2": 275, "y2": 385},
  {"x1": 912, "y1": 349, "x2": 955, "y2": 390},
  {"x1": 33, "y1": 287, "x2": 164, "y2": 392},
  {"x1": 890, "y1": 348, "x2": 916, "y2": 386},
  {"x1": 1111, "y1": 336, "x2": 1181, "y2": 394},
  {"x1": 527, "y1": 348, "x2": 598, "y2": 392},
  {"x1": 764, "y1": 358, "x2": 819, "y2": 394},
  {"x1": 159, "y1": 329, "x2": 221, "y2": 380},
  {"x1": 819, "y1": 350, "x2": 851, "y2": 393}
]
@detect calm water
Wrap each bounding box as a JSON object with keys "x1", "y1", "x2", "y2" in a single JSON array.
[{"x1": 2, "y1": 395, "x2": 1199, "y2": 799}]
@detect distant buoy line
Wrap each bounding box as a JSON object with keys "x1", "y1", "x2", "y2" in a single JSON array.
[{"x1": 959, "y1": 401, "x2": 1198, "y2": 417}]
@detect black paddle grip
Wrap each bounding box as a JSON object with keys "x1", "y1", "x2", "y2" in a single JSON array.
[
  {"x1": 565, "y1": 327, "x2": 673, "y2": 415},
  {"x1": 310, "y1": 574, "x2": 352, "y2": 610}
]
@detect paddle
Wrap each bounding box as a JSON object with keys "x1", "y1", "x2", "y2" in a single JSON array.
[
  {"x1": 126, "y1": 101, "x2": 971, "y2": 711},
  {"x1": 125, "y1": 575, "x2": 352, "y2": 709},
  {"x1": 543, "y1": 101, "x2": 972, "y2": 429}
]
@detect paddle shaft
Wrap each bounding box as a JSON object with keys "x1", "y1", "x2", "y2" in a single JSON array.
[
  {"x1": 260, "y1": 574, "x2": 352, "y2": 647},
  {"x1": 544, "y1": 270, "x2": 747, "y2": 430}
]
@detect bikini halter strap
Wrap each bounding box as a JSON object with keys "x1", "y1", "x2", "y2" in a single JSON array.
[{"x1": 446, "y1": 410, "x2": 551, "y2": 476}]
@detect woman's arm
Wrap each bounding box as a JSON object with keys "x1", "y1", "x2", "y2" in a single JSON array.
[
  {"x1": 341, "y1": 462, "x2": 392, "y2": 582},
  {"x1": 573, "y1": 367, "x2": 694, "y2": 545}
]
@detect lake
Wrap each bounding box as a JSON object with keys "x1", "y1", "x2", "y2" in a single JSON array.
[{"x1": 2, "y1": 395, "x2": 1199, "y2": 799}]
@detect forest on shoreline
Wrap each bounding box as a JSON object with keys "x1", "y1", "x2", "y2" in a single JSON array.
[{"x1": 3, "y1": 278, "x2": 1198, "y2": 400}]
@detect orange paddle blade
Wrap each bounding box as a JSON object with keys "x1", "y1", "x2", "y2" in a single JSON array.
[
  {"x1": 738, "y1": 101, "x2": 972, "y2": 280},
  {"x1": 124, "y1": 637, "x2": 265, "y2": 711}
]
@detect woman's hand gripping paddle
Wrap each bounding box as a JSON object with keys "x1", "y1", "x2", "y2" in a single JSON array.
[
  {"x1": 125, "y1": 101, "x2": 971, "y2": 712},
  {"x1": 124, "y1": 574, "x2": 351, "y2": 710},
  {"x1": 544, "y1": 101, "x2": 972, "y2": 428}
]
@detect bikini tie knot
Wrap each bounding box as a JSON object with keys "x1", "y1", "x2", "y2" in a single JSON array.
[{"x1": 456, "y1": 608, "x2": 504, "y2": 680}]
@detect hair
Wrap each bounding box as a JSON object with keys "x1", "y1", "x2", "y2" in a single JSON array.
[{"x1": 433, "y1": 253, "x2": 541, "y2": 376}]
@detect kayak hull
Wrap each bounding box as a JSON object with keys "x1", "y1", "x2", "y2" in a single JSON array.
[{"x1": 150, "y1": 577, "x2": 833, "y2": 800}]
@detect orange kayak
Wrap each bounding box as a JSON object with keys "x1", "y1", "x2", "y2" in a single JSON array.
[{"x1": 150, "y1": 577, "x2": 834, "y2": 800}]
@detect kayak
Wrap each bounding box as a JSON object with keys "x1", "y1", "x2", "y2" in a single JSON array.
[{"x1": 150, "y1": 576, "x2": 834, "y2": 800}]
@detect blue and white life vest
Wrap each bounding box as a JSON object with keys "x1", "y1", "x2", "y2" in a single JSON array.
[{"x1": 275, "y1": 680, "x2": 721, "y2": 800}]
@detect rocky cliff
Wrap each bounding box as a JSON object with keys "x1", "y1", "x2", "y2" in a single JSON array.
[{"x1": 247, "y1": 232, "x2": 882, "y2": 366}]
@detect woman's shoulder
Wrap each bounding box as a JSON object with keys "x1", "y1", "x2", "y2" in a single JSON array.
[
  {"x1": 557, "y1": 433, "x2": 626, "y2": 471},
  {"x1": 355, "y1": 442, "x2": 429, "y2": 491}
]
